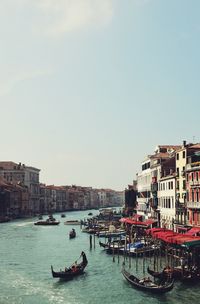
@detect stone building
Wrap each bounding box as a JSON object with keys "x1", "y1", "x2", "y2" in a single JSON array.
[{"x1": 0, "y1": 161, "x2": 40, "y2": 215}]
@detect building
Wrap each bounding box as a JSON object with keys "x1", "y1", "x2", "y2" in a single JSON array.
[
  {"x1": 175, "y1": 142, "x2": 200, "y2": 228},
  {"x1": 0, "y1": 161, "x2": 40, "y2": 215},
  {"x1": 186, "y1": 150, "x2": 200, "y2": 226},
  {"x1": 158, "y1": 174, "x2": 176, "y2": 230},
  {"x1": 137, "y1": 145, "x2": 181, "y2": 225}
]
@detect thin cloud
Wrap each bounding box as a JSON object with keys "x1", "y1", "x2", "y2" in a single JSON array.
[
  {"x1": 34, "y1": 0, "x2": 114, "y2": 36},
  {"x1": 0, "y1": 68, "x2": 53, "y2": 96}
]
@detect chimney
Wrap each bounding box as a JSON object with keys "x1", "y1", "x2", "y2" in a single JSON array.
[{"x1": 183, "y1": 140, "x2": 186, "y2": 147}]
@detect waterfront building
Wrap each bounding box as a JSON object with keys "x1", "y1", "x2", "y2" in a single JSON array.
[
  {"x1": 90, "y1": 188, "x2": 100, "y2": 209},
  {"x1": 137, "y1": 145, "x2": 181, "y2": 226},
  {"x1": 137, "y1": 156, "x2": 152, "y2": 218},
  {"x1": 158, "y1": 174, "x2": 176, "y2": 230},
  {"x1": 175, "y1": 142, "x2": 200, "y2": 229},
  {"x1": 98, "y1": 189, "x2": 107, "y2": 208},
  {"x1": 186, "y1": 149, "x2": 200, "y2": 226},
  {"x1": 0, "y1": 161, "x2": 40, "y2": 215},
  {"x1": 114, "y1": 190, "x2": 125, "y2": 206},
  {"x1": 0, "y1": 177, "x2": 29, "y2": 217}
]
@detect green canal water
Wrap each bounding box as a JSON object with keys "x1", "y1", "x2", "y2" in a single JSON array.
[{"x1": 1, "y1": 209, "x2": 200, "y2": 304}]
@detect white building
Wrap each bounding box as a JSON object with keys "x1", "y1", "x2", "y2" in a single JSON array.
[
  {"x1": 137, "y1": 157, "x2": 151, "y2": 218},
  {"x1": 158, "y1": 175, "x2": 176, "y2": 230}
]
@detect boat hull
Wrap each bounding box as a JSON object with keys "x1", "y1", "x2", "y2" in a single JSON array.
[{"x1": 122, "y1": 267, "x2": 174, "y2": 294}]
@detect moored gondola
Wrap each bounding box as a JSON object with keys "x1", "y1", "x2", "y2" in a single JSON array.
[
  {"x1": 51, "y1": 251, "x2": 88, "y2": 280},
  {"x1": 122, "y1": 267, "x2": 174, "y2": 294},
  {"x1": 147, "y1": 266, "x2": 200, "y2": 282}
]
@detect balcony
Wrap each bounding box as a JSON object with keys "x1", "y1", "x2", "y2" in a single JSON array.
[{"x1": 187, "y1": 201, "x2": 200, "y2": 209}]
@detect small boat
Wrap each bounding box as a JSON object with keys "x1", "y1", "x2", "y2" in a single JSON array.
[
  {"x1": 99, "y1": 238, "x2": 126, "y2": 252},
  {"x1": 122, "y1": 267, "x2": 174, "y2": 294},
  {"x1": 119, "y1": 242, "x2": 158, "y2": 257},
  {"x1": 51, "y1": 251, "x2": 88, "y2": 280},
  {"x1": 69, "y1": 228, "x2": 76, "y2": 239},
  {"x1": 34, "y1": 215, "x2": 60, "y2": 226},
  {"x1": 64, "y1": 220, "x2": 81, "y2": 225},
  {"x1": 88, "y1": 212, "x2": 93, "y2": 216},
  {"x1": 147, "y1": 266, "x2": 174, "y2": 279},
  {"x1": 147, "y1": 266, "x2": 200, "y2": 282},
  {"x1": 97, "y1": 230, "x2": 126, "y2": 238},
  {"x1": 61, "y1": 214, "x2": 66, "y2": 218}
]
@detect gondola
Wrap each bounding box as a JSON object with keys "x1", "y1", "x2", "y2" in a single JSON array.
[
  {"x1": 69, "y1": 228, "x2": 76, "y2": 239},
  {"x1": 51, "y1": 251, "x2": 88, "y2": 280},
  {"x1": 122, "y1": 267, "x2": 174, "y2": 294},
  {"x1": 147, "y1": 266, "x2": 172, "y2": 279},
  {"x1": 147, "y1": 266, "x2": 200, "y2": 282}
]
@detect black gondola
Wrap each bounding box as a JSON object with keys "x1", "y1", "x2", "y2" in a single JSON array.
[
  {"x1": 51, "y1": 251, "x2": 88, "y2": 280},
  {"x1": 69, "y1": 228, "x2": 76, "y2": 239},
  {"x1": 147, "y1": 266, "x2": 200, "y2": 282},
  {"x1": 99, "y1": 241, "x2": 109, "y2": 248},
  {"x1": 147, "y1": 266, "x2": 171, "y2": 279},
  {"x1": 122, "y1": 267, "x2": 174, "y2": 294}
]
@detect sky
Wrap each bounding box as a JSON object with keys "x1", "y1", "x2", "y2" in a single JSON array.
[{"x1": 1, "y1": 0, "x2": 200, "y2": 191}]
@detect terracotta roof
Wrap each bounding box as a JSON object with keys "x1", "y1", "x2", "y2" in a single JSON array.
[
  {"x1": 189, "y1": 144, "x2": 200, "y2": 149},
  {"x1": 151, "y1": 152, "x2": 172, "y2": 159},
  {"x1": 158, "y1": 145, "x2": 182, "y2": 150}
]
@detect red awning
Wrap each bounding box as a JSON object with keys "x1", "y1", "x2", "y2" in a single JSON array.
[
  {"x1": 119, "y1": 218, "x2": 157, "y2": 227},
  {"x1": 185, "y1": 227, "x2": 200, "y2": 236}
]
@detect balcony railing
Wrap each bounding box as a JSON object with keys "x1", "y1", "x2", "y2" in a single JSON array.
[{"x1": 187, "y1": 201, "x2": 200, "y2": 209}]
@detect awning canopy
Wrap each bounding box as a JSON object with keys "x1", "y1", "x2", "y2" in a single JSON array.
[
  {"x1": 146, "y1": 227, "x2": 200, "y2": 247},
  {"x1": 119, "y1": 218, "x2": 157, "y2": 227},
  {"x1": 185, "y1": 227, "x2": 200, "y2": 236}
]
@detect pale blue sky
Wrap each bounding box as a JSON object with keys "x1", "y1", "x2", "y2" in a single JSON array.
[{"x1": 1, "y1": 0, "x2": 200, "y2": 190}]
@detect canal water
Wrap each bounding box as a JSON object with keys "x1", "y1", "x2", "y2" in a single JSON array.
[{"x1": 1, "y1": 209, "x2": 200, "y2": 304}]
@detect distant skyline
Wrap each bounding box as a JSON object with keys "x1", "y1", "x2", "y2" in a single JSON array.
[{"x1": 1, "y1": 0, "x2": 200, "y2": 190}]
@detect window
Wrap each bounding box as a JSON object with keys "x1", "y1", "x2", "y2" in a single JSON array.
[
  {"x1": 196, "y1": 172, "x2": 199, "y2": 181},
  {"x1": 183, "y1": 180, "x2": 186, "y2": 190},
  {"x1": 176, "y1": 181, "x2": 179, "y2": 190},
  {"x1": 168, "y1": 182, "x2": 171, "y2": 189},
  {"x1": 171, "y1": 181, "x2": 173, "y2": 189},
  {"x1": 177, "y1": 153, "x2": 179, "y2": 160},
  {"x1": 177, "y1": 168, "x2": 179, "y2": 177},
  {"x1": 197, "y1": 190, "x2": 199, "y2": 202},
  {"x1": 192, "y1": 191, "x2": 194, "y2": 202},
  {"x1": 186, "y1": 173, "x2": 189, "y2": 182},
  {"x1": 182, "y1": 151, "x2": 186, "y2": 158},
  {"x1": 192, "y1": 173, "x2": 194, "y2": 181}
]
